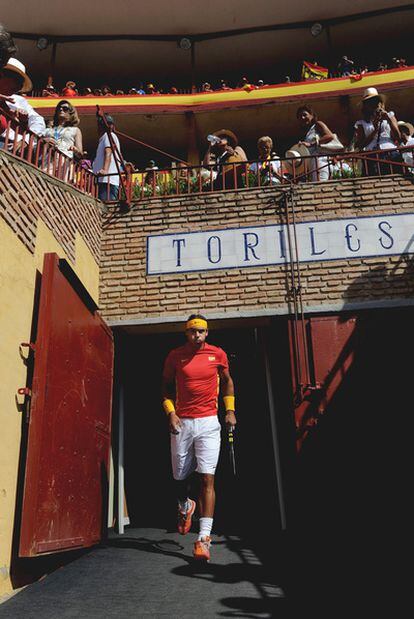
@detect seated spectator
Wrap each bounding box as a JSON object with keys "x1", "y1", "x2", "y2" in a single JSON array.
[
  {"x1": 256, "y1": 79, "x2": 267, "y2": 87},
  {"x1": 377, "y1": 62, "x2": 388, "y2": 71},
  {"x1": 61, "y1": 80, "x2": 77, "y2": 96},
  {"x1": 146, "y1": 83, "x2": 158, "y2": 94},
  {"x1": 337, "y1": 55, "x2": 354, "y2": 76},
  {"x1": 249, "y1": 136, "x2": 283, "y2": 184},
  {"x1": 169, "y1": 86, "x2": 179, "y2": 94},
  {"x1": 102, "y1": 85, "x2": 113, "y2": 97},
  {"x1": 296, "y1": 104, "x2": 336, "y2": 181},
  {"x1": 93, "y1": 88, "x2": 103, "y2": 96},
  {"x1": 144, "y1": 159, "x2": 159, "y2": 187},
  {"x1": 201, "y1": 82, "x2": 213, "y2": 92},
  {"x1": 83, "y1": 87, "x2": 94, "y2": 97},
  {"x1": 354, "y1": 87, "x2": 401, "y2": 175},
  {"x1": 93, "y1": 113, "x2": 124, "y2": 201},
  {"x1": 0, "y1": 58, "x2": 46, "y2": 145},
  {"x1": 115, "y1": 89, "x2": 125, "y2": 95},
  {"x1": 237, "y1": 76, "x2": 249, "y2": 88},
  {"x1": 284, "y1": 76, "x2": 291, "y2": 83},
  {"x1": 202, "y1": 129, "x2": 247, "y2": 189},
  {"x1": 219, "y1": 80, "x2": 232, "y2": 90},
  {"x1": 41, "y1": 84, "x2": 59, "y2": 98},
  {"x1": 43, "y1": 100, "x2": 83, "y2": 159},
  {"x1": 128, "y1": 88, "x2": 138, "y2": 95},
  {"x1": 135, "y1": 84, "x2": 146, "y2": 95}
]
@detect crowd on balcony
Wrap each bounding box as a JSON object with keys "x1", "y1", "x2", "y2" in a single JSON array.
[{"x1": 35, "y1": 55, "x2": 410, "y2": 99}]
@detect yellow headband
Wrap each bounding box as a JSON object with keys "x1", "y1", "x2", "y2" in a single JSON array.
[{"x1": 186, "y1": 318, "x2": 208, "y2": 330}]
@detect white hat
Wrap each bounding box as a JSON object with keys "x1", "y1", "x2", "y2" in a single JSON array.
[
  {"x1": 284, "y1": 143, "x2": 310, "y2": 176},
  {"x1": 2, "y1": 58, "x2": 32, "y2": 93},
  {"x1": 398, "y1": 120, "x2": 414, "y2": 136},
  {"x1": 361, "y1": 87, "x2": 383, "y2": 102}
]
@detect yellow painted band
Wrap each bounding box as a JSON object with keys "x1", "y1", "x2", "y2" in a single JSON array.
[
  {"x1": 186, "y1": 318, "x2": 208, "y2": 330},
  {"x1": 163, "y1": 398, "x2": 175, "y2": 414},
  {"x1": 223, "y1": 395, "x2": 235, "y2": 412}
]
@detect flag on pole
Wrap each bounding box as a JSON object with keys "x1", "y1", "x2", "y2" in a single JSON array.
[{"x1": 302, "y1": 61, "x2": 329, "y2": 80}]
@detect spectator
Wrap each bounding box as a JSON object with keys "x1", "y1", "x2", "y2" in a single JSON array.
[
  {"x1": 128, "y1": 88, "x2": 138, "y2": 95},
  {"x1": 237, "y1": 76, "x2": 249, "y2": 88},
  {"x1": 296, "y1": 104, "x2": 335, "y2": 181},
  {"x1": 169, "y1": 86, "x2": 179, "y2": 94},
  {"x1": 43, "y1": 100, "x2": 83, "y2": 160},
  {"x1": 83, "y1": 87, "x2": 94, "y2": 97},
  {"x1": 93, "y1": 113, "x2": 124, "y2": 201},
  {"x1": 146, "y1": 83, "x2": 158, "y2": 94},
  {"x1": 0, "y1": 23, "x2": 17, "y2": 68},
  {"x1": 219, "y1": 80, "x2": 232, "y2": 90},
  {"x1": 93, "y1": 88, "x2": 103, "y2": 96},
  {"x1": 354, "y1": 87, "x2": 401, "y2": 175},
  {"x1": 102, "y1": 85, "x2": 113, "y2": 97},
  {"x1": 202, "y1": 128, "x2": 247, "y2": 189},
  {"x1": 249, "y1": 136, "x2": 282, "y2": 185},
  {"x1": 256, "y1": 79, "x2": 268, "y2": 88},
  {"x1": 144, "y1": 159, "x2": 159, "y2": 188},
  {"x1": 337, "y1": 55, "x2": 354, "y2": 76},
  {"x1": 115, "y1": 89, "x2": 125, "y2": 95},
  {"x1": 61, "y1": 80, "x2": 77, "y2": 96},
  {"x1": 398, "y1": 121, "x2": 414, "y2": 171},
  {"x1": 0, "y1": 58, "x2": 45, "y2": 143},
  {"x1": 284, "y1": 76, "x2": 291, "y2": 83},
  {"x1": 135, "y1": 83, "x2": 146, "y2": 95},
  {"x1": 41, "y1": 84, "x2": 59, "y2": 98},
  {"x1": 201, "y1": 82, "x2": 213, "y2": 92},
  {"x1": 377, "y1": 62, "x2": 388, "y2": 71}
]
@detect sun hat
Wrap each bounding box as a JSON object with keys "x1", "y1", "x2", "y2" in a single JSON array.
[
  {"x1": 398, "y1": 120, "x2": 414, "y2": 136},
  {"x1": 284, "y1": 143, "x2": 310, "y2": 175},
  {"x1": 212, "y1": 129, "x2": 239, "y2": 148},
  {"x1": 2, "y1": 58, "x2": 32, "y2": 93},
  {"x1": 361, "y1": 87, "x2": 383, "y2": 103}
]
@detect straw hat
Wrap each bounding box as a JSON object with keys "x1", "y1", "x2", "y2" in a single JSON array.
[
  {"x1": 361, "y1": 87, "x2": 384, "y2": 103},
  {"x1": 284, "y1": 143, "x2": 310, "y2": 176},
  {"x1": 398, "y1": 120, "x2": 414, "y2": 136},
  {"x1": 65, "y1": 80, "x2": 76, "y2": 88},
  {"x1": 212, "y1": 128, "x2": 239, "y2": 148},
  {"x1": 2, "y1": 58, "x2": 32, "y2": 93}
]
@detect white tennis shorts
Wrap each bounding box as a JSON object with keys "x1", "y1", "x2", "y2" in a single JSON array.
[{"x1": 170, "y1": 416, "x2": 221, "y2": 480}]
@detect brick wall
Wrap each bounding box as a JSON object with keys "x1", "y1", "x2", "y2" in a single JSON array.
[
  {"x1": 0, "y1": 150, "x2": 101, "y2": 264},
  {"x1": 99, "y1": 176, "x2": 414, "y2": 323}
]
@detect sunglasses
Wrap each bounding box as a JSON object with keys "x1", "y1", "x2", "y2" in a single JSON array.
[{"x1": 59, "y1": 105, "x2": 71, "y2": 112}]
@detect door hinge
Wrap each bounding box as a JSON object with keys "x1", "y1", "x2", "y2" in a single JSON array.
[
  {"x1": 20, "y1": 342, "x2": 36, "y2": 352},
  {"x1": 17, "y1": 387, "x2": 32, "y2": 397}
]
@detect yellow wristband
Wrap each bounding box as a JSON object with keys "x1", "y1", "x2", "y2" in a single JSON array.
[
  {"x1": 163, "y1": 398, "x2": 175, "y2": 415},
  {"x1": 223, "y1": 395, "x2": 235, "y2": 412}
]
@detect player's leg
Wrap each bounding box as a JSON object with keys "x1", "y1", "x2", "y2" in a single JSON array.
[{"x1": 170, "y1": 418, "x2": 197, "y2": 534}]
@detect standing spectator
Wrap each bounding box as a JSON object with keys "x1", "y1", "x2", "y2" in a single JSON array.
[
  {"x1": 93, "y1": 113, "x2": 124, "y2": 201},
  {"x1": 249, "y1": 136, "x2": 282, "y2": 185},
  {"x1": 0, "y1": 24, "x2": 17, "y2": 69},
  {"x1": 337, "y1": 55, "x2": 354, "y2": 76},
  {"x1": 0, "y1": 58, "x2": 45, "y2": 142},
  {"x1": 296, "y1": 105, "x2": 336, "y2": 181},
  {"x1": 354, "y1": 87, "x2": 401, "y2": 175},
  {"x1": 61, "y1": 80, "x2": 77, "y2": 96},
  {"x1": 43, "y1": 100, "x2": 83, "y2": 159},
  {"x1": 202, "y1": 128, "x2": 247, "y2": 189}
]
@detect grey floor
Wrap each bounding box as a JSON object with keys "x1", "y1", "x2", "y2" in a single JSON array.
[{"x1": 0, "y1": 528, "x2": 286, "y2": 618}]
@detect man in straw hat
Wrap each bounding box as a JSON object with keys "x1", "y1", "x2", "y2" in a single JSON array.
[
  {"x1": 202, "y1": 128, "x2": 247, "y2": 189},
  {"x1": 354, "y1": 87, "x2": 401, "y2": 176},
  {"x1": 0, "y1": 58, "x2": 46, "y2": 142},
  {"x1": 162, "y1": 314, "x2": 236, "y2": 562}
]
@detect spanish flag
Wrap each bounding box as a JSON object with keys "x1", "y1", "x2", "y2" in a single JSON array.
[{"x1": 302, "y1": 61, "x2": 329, "y2": 80}]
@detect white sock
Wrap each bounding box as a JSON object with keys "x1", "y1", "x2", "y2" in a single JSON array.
[
  {"x1": 178, "y1": 498, "x2": 190, "y2": 513},
  {"x1": 198, "y1": 517, "x2": 213, "y2": 540}
]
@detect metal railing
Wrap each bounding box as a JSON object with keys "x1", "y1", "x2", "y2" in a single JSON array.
[
  {"x1": 98, "y1": 145, "x2": 414, "y2": 204},
  {"x1": 0, "y1": 112, "x2": 97, "y2": 197}
]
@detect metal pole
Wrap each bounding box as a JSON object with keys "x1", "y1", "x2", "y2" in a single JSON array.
[
  {"x1": 47, "y1": 43, "x2": 57, "y2": 87},
  {"x1": 258, "y1": 327, "x2": 287, "y2": 530},
  {"x1": 117, "y1": 383, "x2": 125, "y2": 534},
  {"x1": 191, "y1": 42, "x2": 196, "y2": 93}
]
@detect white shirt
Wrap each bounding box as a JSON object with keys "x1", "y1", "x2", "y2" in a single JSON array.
[
  {"x1": 44, "y1": 126, "x2": 79, "y2": 159},
  {"x1": 354, "y1": 111, "x2": 397, "y2": 151},
  {"x1": 401, "y1": 136, "x2": 414, "y2": 168},
  {"x1": 2, "y1": 94, "x2": 46, "y2": 141},
  {"x1": 93, "y1": 132, "x2": 123, "y2": 186},
  {"x1": 249, "y1": 158, "x2": 282, "y2": 184}
]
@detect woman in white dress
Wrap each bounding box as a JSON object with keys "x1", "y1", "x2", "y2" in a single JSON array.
[
  {"x1": 354, "y1": 88, "x2": 401, "y2": 176},
  {"x1": 296, "y1": 105, "x2": 335, "y2": 182},
  {"x1": 43, "y1": 100, "x2": 83, "y2": 180}
]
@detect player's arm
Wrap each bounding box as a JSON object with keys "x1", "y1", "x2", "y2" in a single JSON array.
[
  {"x1": 161, "y1": 370, "x2": 181, "y2": 435},
  {"x1": 219, "y1": 367, "x2": 237, "y2": 429}
]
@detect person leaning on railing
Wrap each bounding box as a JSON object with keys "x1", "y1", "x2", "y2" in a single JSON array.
[
  {"x1": 42, "y1": 100, "x2": 84, "y2": 181},
  {"x1": 353, "y1": 87, "x2": 401, "y2": 176},
  {"x1": 92, "y1": 113, "x2": 124, "y2": 201}
]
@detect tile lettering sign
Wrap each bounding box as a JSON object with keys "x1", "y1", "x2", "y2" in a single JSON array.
[{"x1": 146, "y1": 213, "x2": 414, "y2": 275}]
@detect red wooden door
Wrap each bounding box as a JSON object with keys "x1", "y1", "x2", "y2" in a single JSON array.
[
  {"x1": 19, "y1": 253, "x2": 114, "y2": 557},
  {"x1": 289, "y1": 315, "x2": 357, "y2": 450}
]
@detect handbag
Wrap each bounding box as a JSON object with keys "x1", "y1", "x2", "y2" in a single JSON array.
[{"x1": 318, "y1": 134, "x2": 345, "y2": 153}]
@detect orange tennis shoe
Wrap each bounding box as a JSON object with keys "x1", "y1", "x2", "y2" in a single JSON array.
[
  {"x1": 177, "y1": 498, "x2": 196, "y2": 535},
  {"x1": 193, "y1": 536, "x2": 211, "y2": 561}
]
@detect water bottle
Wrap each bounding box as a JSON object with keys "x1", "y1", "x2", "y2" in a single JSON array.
[{"x1": 207, "y1": 134, "x2": 221, "y2": 145}]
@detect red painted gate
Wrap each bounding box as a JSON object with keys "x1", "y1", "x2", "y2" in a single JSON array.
[{"x1": 19, "y1": 253, "x2": 114, "y2": 557}]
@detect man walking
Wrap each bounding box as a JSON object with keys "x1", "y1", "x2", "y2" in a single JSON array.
[
  {"x1": 162, "y1": 314, "x2": 236, "y2": 561},
  {"x1": 93, "y1": 113, "x2": 123, "y2": 201}
]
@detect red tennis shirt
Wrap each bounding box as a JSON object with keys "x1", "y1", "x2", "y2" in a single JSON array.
[{"x1": 163, "y1": 342, "x2": 229, "y2": 418}]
